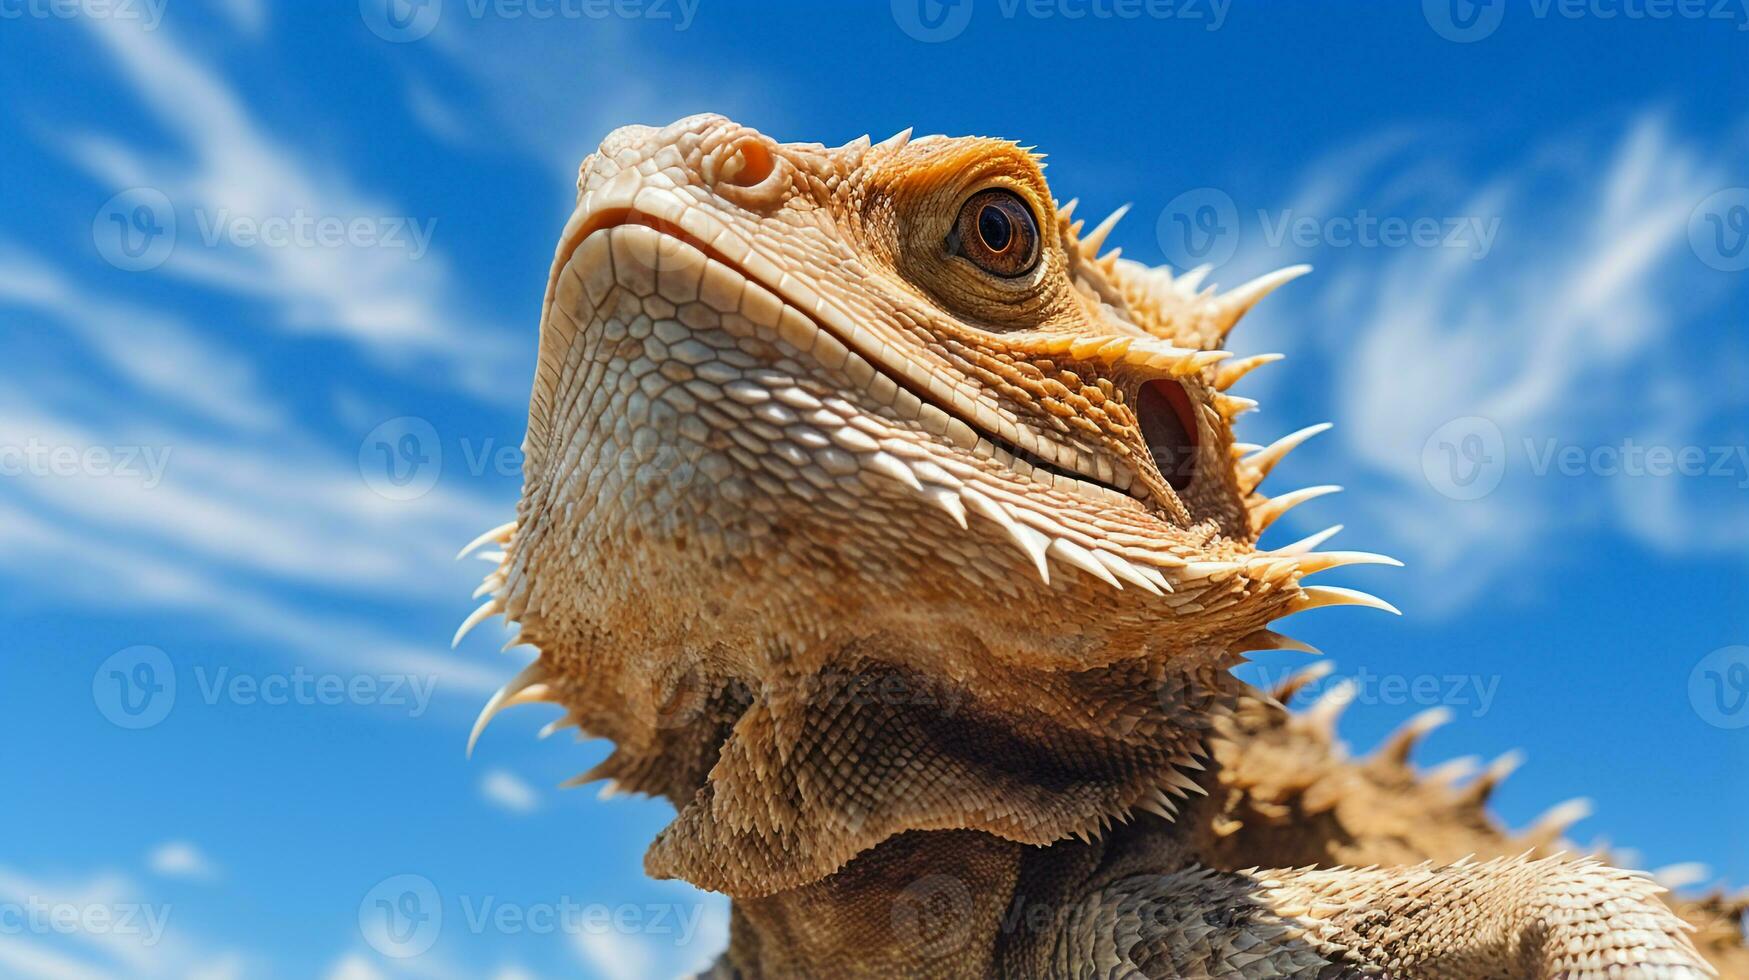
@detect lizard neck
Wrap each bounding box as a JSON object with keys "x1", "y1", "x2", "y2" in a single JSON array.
[{"x1": 722, "y1": 830, "x2": 1024, "y2": 979}]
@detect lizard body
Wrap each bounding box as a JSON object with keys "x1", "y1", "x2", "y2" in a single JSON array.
[{"x1": 458, "y1": 114, "x2": 1739, "y2": 978}]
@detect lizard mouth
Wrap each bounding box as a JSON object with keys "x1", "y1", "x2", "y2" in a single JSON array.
[{"x1": 538, "y1": 188, "x2": 1141, "y2": 508}]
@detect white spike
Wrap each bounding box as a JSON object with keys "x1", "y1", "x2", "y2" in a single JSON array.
[
  {"x1": 452, "y1": 599, "x2": 503, "y2": 648},
  {"x1": 1425, "y1": 755, "x2": 1481, "y2": 786},
  {"x1": 1095, "y1": 550, "x2": 1164, "y2": 595},
  {"x1": 924, "y1": 487, "x2": 968, "y2": 529},
  {"x1": 1270, "y1": 524, "x2": 1344, "y2": 556},
  {"x1": 1294, "y1": 551, "x2": 1404, "y2": 575},
  {"x1": 1080, "y1": 203, "x2": 1131, "y2": 256},
  {"x1": 467, "y1": 660, "x2": 551, "y2": 757},
  {"x1": 1215, "y1": 352, "x2": 1284, "y2": 390},
  {"x1": 538, "y1": 713, "x2": 579, "y2": 740},
  {"x1": 457, "y1": 521, "x2": 517, "y2": 560},
  {"x1": 1650, "y1": 862, "x2": 1710, "y2": 891},
  {"x1": 1244, "y1": 422, "x2": 1333, "y2": 485},
  {"x1": 874, "y1": 126, "x2": 912, "y2": 153},
  {"x1": 1302, "y1": 678, "x2": 1357, "y2": 735},
  {"x1": 1288, "y1": 585, "x2": 1401, "y2": 617},
  {"x1": 1049, "y1": 538, "x2": 1121, "y2": 588},
  {"x1": 1009, "y1": 524, "x2": 1053, "y2": 585},
  {"x1": 1251, "y1": 485, "x2": 1343, "y2": 532},
  {"x1": 1211, "y1": 264, "x2": 1312, "y2": 338}
]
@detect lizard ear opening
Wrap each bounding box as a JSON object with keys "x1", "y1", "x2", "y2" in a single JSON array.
[{"x1": 1138, "y1": 379, "x2": 1200, "y2": 493}]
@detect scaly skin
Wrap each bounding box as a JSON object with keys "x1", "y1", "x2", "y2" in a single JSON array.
[{"x1": 456, "y1": 114, "x2": 1735, "y2": 977}]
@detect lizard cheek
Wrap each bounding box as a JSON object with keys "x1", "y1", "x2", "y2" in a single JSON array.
[{"x1": 1137, "y1": 380, "x2": 1200, "y2": 494}]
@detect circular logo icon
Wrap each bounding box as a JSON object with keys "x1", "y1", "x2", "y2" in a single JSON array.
[
  {"x1": 360, "y1": 0, "x2": 442, "y2": 42},
  {"x1": 1689, "y1": 645, "x2": 1749, "y2": 729},
  {"x1": 359, "y1": 874, "x2": 442, "y2": 958},
  {"x1": 93, "y1": 188, "x2": 176, "y2": 272},
  {"x1": 1157, "y1": 187, "x2": 1239, "y2": 272},
  {"x1": 359, "y1": 417, "x2": 442, "y2": 501},
  {"x1": 891, "y1": 0, "x2": 974, "y2": 42},
  {"x1": 1688, "y1": 188, "x2": 1749, "y2": 273},
  {"x1": 1422, "y1": 0, "x2": 1504, "y2": 42},
  {"x1": 93, "y1": 645, "x2": 176, "y2": 729},
  {"x1": 890, "y1": 873, "x2": 975, "y2": 958},
  {"x1": 1421, "y1": 416, "x2": 1505, "y2": 501}
]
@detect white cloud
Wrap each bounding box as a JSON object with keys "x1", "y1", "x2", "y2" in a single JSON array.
[
  {"x1": 146, "y1": 842, "x2": 217, "y2": 881},
  {"x1": 480, "y1": 769, "x2": 540, "y2": 814},
  {"x1": 62, "y1": 13, "x2": 522, "y2": 403},
  {"x1": 571, "y1": 929, "x2": 654, "y2": 980},
  {"x1": 0, "y1": 865, "x2": 251, "y2": 979},
  {"x1": 0, "y1": 243, "x2": 280, "y2": 432},
  {"x1": 324, "y1": 954, "x2": 390, "y2": 980},
  {"x1": 1211, "y1": 111, "x2": 1747, "y2": 614}
]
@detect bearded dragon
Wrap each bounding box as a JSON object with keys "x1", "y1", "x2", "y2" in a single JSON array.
[{"x1": 455, "y1": 114, "x2": 1742, "y2": 978}]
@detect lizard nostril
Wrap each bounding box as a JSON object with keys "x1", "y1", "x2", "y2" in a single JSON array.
[
  {"x1": 716, "y1": 139, "x2": 775, "y2": 188},
  {"x1": 1138, "y1": 380, "x2": 1201, "y2": 493}
]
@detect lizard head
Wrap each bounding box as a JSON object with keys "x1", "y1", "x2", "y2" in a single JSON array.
[{"x1": 459, "y1": 114, "x2": 1398, "y2": 897}]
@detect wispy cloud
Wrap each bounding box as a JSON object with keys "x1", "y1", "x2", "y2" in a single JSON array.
[
  {"x1": 480, "y1": 769, "x2": 540, "y2": 814},
  {"x1": 1209, "y1": 110, "x2": 1748, "y2": 614},
  {"x1": 59, "y1": 13, "x2": 521, "y2": 402},
  {"x1": 146, "y1": 842, "x2": 218, "y2": 881},
  {"x1": 0, "y1": 865, "x2": 250, "y2": 979}
]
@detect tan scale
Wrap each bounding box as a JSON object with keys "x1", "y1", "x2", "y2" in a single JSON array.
[{"x1": 453, "y1": 114, "x2": 1741, "y2": 979}]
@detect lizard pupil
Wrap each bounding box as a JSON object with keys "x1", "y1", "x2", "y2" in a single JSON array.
[
  {"x1": 978, "y1": 204, "x2": 1012, "y2": 252},
  {"x1": 949, "y1": 188, "x2": 1039, "y2": 278}
]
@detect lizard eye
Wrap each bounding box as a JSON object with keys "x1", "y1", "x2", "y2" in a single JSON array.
[
  {"x1": 1137, "y1": 380, "x2": 1200, "y2": 493},
  {"x1": 947, "y1": 189, "x2": 1039, "y2": 278}
]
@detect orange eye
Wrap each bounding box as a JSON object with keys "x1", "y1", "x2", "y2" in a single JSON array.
[{"x1": 948, "y1": 189, "x2": 1039, "y2": 278}]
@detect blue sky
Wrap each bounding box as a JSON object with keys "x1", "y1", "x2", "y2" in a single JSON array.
[{"x1": 1, "y1": 1, "x2": 1745, "y2": 976}]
